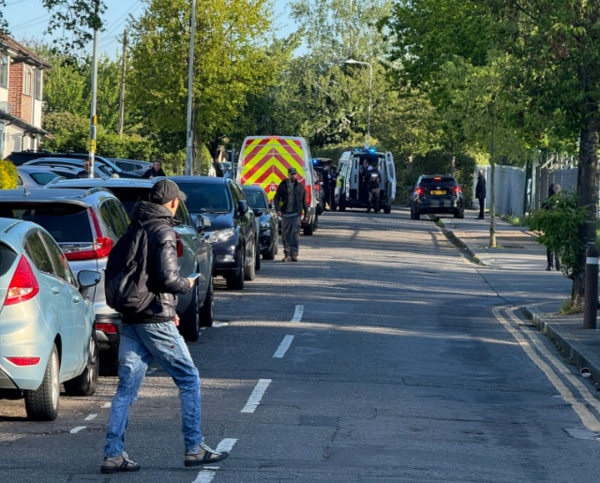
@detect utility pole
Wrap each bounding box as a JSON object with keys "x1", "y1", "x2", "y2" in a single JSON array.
[
  {"x1": 118, "y1": 29, "x2": 128, "y2": 138},
  {"x1": 185, "y1": 0, "x2": 197, "y2": 176},
  {"x1": 89, "y1": 21, "x2": 99, "y2": 178}
]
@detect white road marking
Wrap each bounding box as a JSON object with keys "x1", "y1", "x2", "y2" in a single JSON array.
[
  {"x1": 84, "y1": 414, "x2": 97, "y2": 421},
  {"x1": 101, "y1": 402, "x2": 111, "y2": 409},
  {"x1": 291, "y1": 305, "x2": 304, "y2": 322},
  {"x1": 241, "y1": 379, "x2": 272, "y2": 413},
  {"x1": 273, "y1": 335, "x2": 294, "y2": 359},
  {"x1": 193, "y1": 439, "x2": 238, "y2": 483},
  {"x1": 70, "y1": 426, "x2": 86, "y2": 434},
  {"x1": 493, "y1": 307, "x2": 600, "y2": 432},
  {"x1": 213, "y1": 323, "x2": 229, "y2": 328}
]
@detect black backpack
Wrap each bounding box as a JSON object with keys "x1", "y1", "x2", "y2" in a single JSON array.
[{"x1": 105, "y1": 220, "x2": 154, "y2": 314}]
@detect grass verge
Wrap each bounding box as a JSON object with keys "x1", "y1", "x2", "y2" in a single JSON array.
[{"x1": 559, "y1": 298, "x2": 582, "y2": 316}]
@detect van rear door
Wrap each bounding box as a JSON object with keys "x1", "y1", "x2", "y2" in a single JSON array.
[{"x1": 385, "y1": 152, "x2": 397, "y2": 201}]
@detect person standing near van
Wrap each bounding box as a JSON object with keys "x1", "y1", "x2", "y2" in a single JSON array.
[
  {"x1": 476, "y1": 170, "x2": 487, "y2": 219},
  {"x1": 274, "y1": 167, "x2": 307, "y2": 262},
  {"x1": 101, "y1": 179, "x2": 229, "y2": 474}
]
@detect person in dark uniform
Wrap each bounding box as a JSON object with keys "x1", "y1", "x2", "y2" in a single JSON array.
[
  {"x1": 143, "y1": 161, "x2": 167, "y2": 179},
  {"x1": 329, "y1": 165, "x2": 338, "y2": 210},
  {"x1": 367, "y1": 169, "x2": 381, "y2": 213},
  {"x1": 359, "y1": 159, "x2": 371, "y2": 201},
  {"x1": 543, "y1": 183, "x2": 562, "y2": 271},
  {"x1": 475, "y1": 170, "x2": 487, "y2": 219},
  {"x1": 322, "y1": 165, "x2": 333, "y2": 210}
]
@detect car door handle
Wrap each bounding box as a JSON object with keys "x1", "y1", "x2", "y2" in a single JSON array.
[
  {"x1": 72, "y1": 296, "x2": 80, "y2": 303},
  {"x1": 51, "y1": 286, "x2": 61, "y2": 295}
]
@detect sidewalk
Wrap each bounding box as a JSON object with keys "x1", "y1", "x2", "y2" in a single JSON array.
[{"x1": 442, "y1": 210, "x2": 600, "y2": 382}]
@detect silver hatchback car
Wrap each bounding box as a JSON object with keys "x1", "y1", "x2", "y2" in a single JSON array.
[{"x1": 0, "y1": 218, "x2": 101, "y2": 420}]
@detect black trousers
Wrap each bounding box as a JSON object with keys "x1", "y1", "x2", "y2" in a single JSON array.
[
  {"x1": 547, "y1": 249, "x2": 561, "y2": 269},
  {"x1": 478, "y1": 197, "x2": 485, "y2": 218}
]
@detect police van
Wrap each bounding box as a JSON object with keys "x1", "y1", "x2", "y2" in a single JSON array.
[{"x1": 334, "y1": 147, "x2": 397, "y2": 213}]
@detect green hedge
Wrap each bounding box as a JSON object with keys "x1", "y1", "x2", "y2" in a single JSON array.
[{"x1": 0, "y1": 160, "x2": 17, "y2": 189}]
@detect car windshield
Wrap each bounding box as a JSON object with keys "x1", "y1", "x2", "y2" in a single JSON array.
[
  {"x1": 243, "y1": 189, "x2": 267, "y2": 209},
  {"x1": 178, "y1": 184, "x2": 232, "y2": 214},
  {"x1": 30, "y1": 172, "x2": 61, "y2": 185},
  {"x1": 0, "y1": 203, "x2": 92, "y2": 243}
]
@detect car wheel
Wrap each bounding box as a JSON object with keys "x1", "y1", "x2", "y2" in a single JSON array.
[
  {"x1": 24, "y1": 345, "x2": 60, "y2": 421},
  {"x1": 227, "y1": 252, "x2": 245, "y2": 290},
  {"x1": 101, "y1": 344, "x2": 119, "y2": 377},
  {"x1": 180, "y1": 280, "x2": 201, "y2": 342},
  {"x1": 244, "y1": 247, "x2": 256, "y2": 281},
  {"x1": 339, "y1": 194, "x2": 346, "y2": 212},
  {"x1": 255, "y1": 243, "x2": 262, "y2": 270},
  {"x1": 303, "y1": 218, "x2": 314, "y2": 236},
  {"x1": 384, "y1": 205, "x2": 391, "y2": 214},
  {"x1": 414, "y1": 210, "x2": 421, "y2": 220},
  {"x1": 199, "y1": 277, "x2": 214, "y2": 327},
  {"x1": 264, "y1": 238, "x2": 276, "y2": 260},
  {"x1": 313, "y1": 214, "x2": 319, "y2": 232},
  {"x1": 64, "y1": 331, "x2": 99, "y2": 397}
]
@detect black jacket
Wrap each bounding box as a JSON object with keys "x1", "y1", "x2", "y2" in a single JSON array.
[
  {"x1": 143, "y1": 167, "x2": 167, "y2": 179},
  {"x1": 476, "y1": 174, "x2": 487, "y2": 199},
  {"x1": 273, "y1": 179, "x2": 308, "y2": 216},
  {"x1": 122, "y1": 201, "x2": 191, "y2": 324},
  {"x1": 76, "y1": 170, "x2": 100, "y2": 179}
]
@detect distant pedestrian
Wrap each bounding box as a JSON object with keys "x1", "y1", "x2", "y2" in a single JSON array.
[
  {"x1": 543, "y1": 183, "x2": 562, "y2": 271},
  {"x1": 322, "y1": 165, "x2": 333, "y2": 210},
  {"x1": 76, "y1": 159, "x2": 100, "y2": 178},
  {"x1": 330, "y1": 165, "x2": 338, "y2": 210},
  {"x1": 359, "y1": 159, "x2": 371, "y2": 200},
  {"x1": 367, "y1": 169, "x2": 381, "y2": 213},
  {"x1": 476, "y1": 170, "x2": 487, "y2": 219},
  {"x1": 143, "y1": 161, "x2": 167, "y2": 179},
  {"x1": 101, "y1": 179, "x2": 228, "y2": 474},
  {"x1": 274, "y1": 167, "x2": 307, "y2": 262}
]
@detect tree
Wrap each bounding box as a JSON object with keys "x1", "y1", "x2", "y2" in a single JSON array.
[{"x1": 491, "y1": 0, "x2": 600, "y2": 307}]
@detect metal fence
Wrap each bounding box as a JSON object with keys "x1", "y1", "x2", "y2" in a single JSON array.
[
  {"x1": 533, "y1": 167, "x2": 578, "y2": 210},
  {"x1": 473, "y1": 165, "x2": 527, "y2": 218}
]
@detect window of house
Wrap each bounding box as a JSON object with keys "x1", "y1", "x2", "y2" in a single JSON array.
[
  {"x1": 34, "y1": 69, "x2": 42, "y2": 100},
  {"x1": 23, "y1": 65, "x2": 33, "y2": 96},
  {"x1": 0, "y1": 55, "x2": 8, "y2": 89}
]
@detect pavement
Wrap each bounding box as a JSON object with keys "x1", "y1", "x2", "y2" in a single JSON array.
[
  {"x1": 442, "y1": 210, "x2": 600, "y2": 386},
  {"x1": 3, "y1": 208, "x2": 600, "y2": 482}
]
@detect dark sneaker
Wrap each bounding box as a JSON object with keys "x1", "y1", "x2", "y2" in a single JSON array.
[
  {"x1": 101, "y1": 452, "x2": 141, "y2": 474},
  {"x1": 185, "y1": 442, "x2": 230, "y2": 467}
]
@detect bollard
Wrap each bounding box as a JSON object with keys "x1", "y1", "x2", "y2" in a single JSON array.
[{"x1": 584, "y1": 243, "x2": 599, "y2": 329}]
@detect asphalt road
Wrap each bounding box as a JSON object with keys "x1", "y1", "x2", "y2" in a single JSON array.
[{"x1": 1, "y1": 208, "x2": 600, "y2": 482}]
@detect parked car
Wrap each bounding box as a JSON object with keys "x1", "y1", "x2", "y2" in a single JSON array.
[
  {"x1": 410, "y1": 174, "x2": 464, "y2": 220},
  {"x1": 242, "y1": 184, "x2": 279, "y2": 260},
  {"x1": 17, "y1": 165, "x2": 86, "y2": 188},
  {"x1": 46, "y1": 178, "x2": 215, "y2": 342},
  {"x1": 171, "y1": 176, "x2": 257, "y2": 290},
  {"x1": 0, "y1": 218, "x2": 101, "y2": 420},
  {"x1": 109, "y1": 158, "x2": 152, "y2": 175},
  {"x1": 0, "y1": 187, "x2": 132, "y2": 374},
  {"x1": 16, "y1": 152, "x2": 142, "y2": 179},
  {"x1": 24, "y1": 158, "x2": 115, "y2": 178},
  {"x1": 237, "y1": 136, "x2": 319, "y2": 235}
]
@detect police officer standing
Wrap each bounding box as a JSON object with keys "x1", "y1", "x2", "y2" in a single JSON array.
[
  {"x1": 359, "y1": 159, "x2": 371, "y2": 201},
  {"x1": 329, "y1": 165, "x2": 338, "y2": 211},
  {"x1": 367, "y1": 168, "x2": 381, "y2": 213},
  {"x1": 322, "y1": 165, "x2": 333, "y2": 211}
]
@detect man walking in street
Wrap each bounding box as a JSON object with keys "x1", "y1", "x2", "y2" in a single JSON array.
[
  {"x1": 143, "y1": 160, "x2": 167, "y2": 179},
  {"x1": 476, "y1": 170, "x2": 487, "y2": 219},
  {"x1": 274, "y1": 167, "x2": 307, "y2": 262},
  {"x1": 101, "y1": 179, "x2": 229, "y2": 474}
]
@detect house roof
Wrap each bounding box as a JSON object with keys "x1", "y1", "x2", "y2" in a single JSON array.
[
  {"x1": 0, "y1": 109, "x2": 49, "y2": 137},
  {"x1": 0, "y1": 36, "x2": 52, "y2": 69}
]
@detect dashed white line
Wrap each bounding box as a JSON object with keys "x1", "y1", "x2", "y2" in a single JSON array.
[
  {"x1": 241, "y1": 379, "x2": 272, "y2": 413},
  {"x1": 101, "y1": 402, "x2": 111, "y2": 409},
  {"x1": 273, "y1": 335, "x2": 294, "y2": 359},
  {"x1": 70, "y1": 426, "x2": 86, "y2": 434},
  {"x1": 84, "y1": 414, "x2": 97, "y2": 421},
  {"x1": 193, "y1": 439, "x2": 238, "y2": 483},
  {"x1": 291, "y1": 305, "x2": 304, "y2": 322}
]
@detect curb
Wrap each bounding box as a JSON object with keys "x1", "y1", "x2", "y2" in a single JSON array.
[{"x1": 524, "y1": 306, "x2": 600, "y2": 383}]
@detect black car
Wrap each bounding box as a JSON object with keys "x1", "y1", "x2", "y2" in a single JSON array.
[
  {"x1": 171, "y1": 176, "x2": 257, "y2": 291},
  {"x1": 410, "y1": 175, "x2": 464, "y2": 220},
  {"x1": 11, "y1": 151, "x2": 142, "y2": 179},
  {"x1": 242, "y1": 184, "x2": 279, "y2": 260}
]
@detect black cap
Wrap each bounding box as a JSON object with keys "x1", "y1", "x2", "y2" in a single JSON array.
[
  {"x1": 288, "y1": 167, "x2": 298, "y2": 175},
  {"x1": 150, "y1": 179, "x2": 187, "y2": 204}
]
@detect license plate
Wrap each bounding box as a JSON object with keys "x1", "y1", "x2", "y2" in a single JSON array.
[{"x1": 431, "y1": 190, "x2": 446, "y2": 195}]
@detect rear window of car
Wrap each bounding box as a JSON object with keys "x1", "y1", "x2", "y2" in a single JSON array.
[
  {"x1": 420, "y1": 177, "x2": 457, "y2": 188},
  {"x1": 0, "y1": 203, "x2": 93, "y2": 243},
  {"x1": 30, "y1": 172, "x2": 60, "y2": 185},
  {"x1": 243, "y1": 189, "x2": 267, "y2": 209},
  {"x1": 178, "y1": 184, "x2": 232, "y2": 214},
  {"x1": 0, "y1": 243, "x2": 17, "y2": 277},
  {"x1": 106, "y1": 188, "x2": 149, "y2": 214}
]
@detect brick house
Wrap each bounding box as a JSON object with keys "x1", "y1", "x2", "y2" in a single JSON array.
[{"x1": 0, "y1": 36, "x2": 51, "y2": 159}]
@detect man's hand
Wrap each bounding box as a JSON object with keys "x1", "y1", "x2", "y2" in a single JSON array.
[
  {"x1": 174, "y1": 314, "x2": 180, "y2": 327},
  {"x1": 277, "y1": 211, "x2": 282, "y2": 217},
  {"x1": 188, "y1": 277, "x2": 198, "y2": 286}
]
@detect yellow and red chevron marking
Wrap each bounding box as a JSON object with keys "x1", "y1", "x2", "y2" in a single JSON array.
[{"x1": 240, "y1": 138, "x2": 306, "y2": 201}]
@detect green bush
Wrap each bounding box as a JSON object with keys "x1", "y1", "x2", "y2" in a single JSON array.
[
  {"x1": 0, "y1": 160, "x2": 17, "y2": 189},
  {"x1": 528, "y1": 191, "x2": 587, "y2": 278}
]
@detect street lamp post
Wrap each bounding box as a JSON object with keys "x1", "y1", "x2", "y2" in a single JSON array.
[
  {"x1": 185, "y1": 0, "x2": 197, "y2": 176},
  {"x1": 345, "y1": 59, "x2": 373, "y2": 148}
]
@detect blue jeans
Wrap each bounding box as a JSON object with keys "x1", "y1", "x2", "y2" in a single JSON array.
[{"x1": 104, "y1": 322, "x2": 202, "y2": 457}]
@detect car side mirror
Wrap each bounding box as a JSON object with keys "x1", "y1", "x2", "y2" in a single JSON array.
[
  {"x1": 238, "y1": 200, "x2": 248, "y2": 215},
  {"x1": 78, "y1": 270, "x2": 102, "y2": 294},
  {"x1": 195, "y1": 215, "x2": 211, "y2": 232}
]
